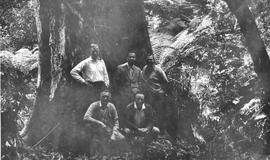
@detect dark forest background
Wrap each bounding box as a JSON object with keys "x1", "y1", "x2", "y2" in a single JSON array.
[{"x1": 1, "y1": 0, "x2": 270, "y2": 159}]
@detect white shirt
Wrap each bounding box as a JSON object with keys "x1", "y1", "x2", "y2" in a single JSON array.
[
  {"x1": 134, "y1": 102, "x2": 146, "y2": 127},
  {"x1": 70, "y1": 57, "x2": 109, "y2": 86}
]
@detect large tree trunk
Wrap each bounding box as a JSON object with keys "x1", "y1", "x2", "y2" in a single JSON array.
[
  {"x1": 224, "y1": 0, "x2": 270, "y2": 152},
  {"x1": 26, "y1": 0, "x2": 152, "y2": 153}
]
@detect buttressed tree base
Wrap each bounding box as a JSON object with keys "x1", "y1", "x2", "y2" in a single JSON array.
[{"x1": 26, "y1": 0, "x2": 152, "y2": 153}]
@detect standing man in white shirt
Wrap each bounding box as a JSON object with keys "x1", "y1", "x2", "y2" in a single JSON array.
[{"x1": 70, "y1": 43, "x2": 110, "y2": 100}]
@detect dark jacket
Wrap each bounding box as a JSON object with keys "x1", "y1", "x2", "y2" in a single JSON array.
[
  {"x1": 114, "y1": 62, "x2": 142, "y2": 94},
  {"x1": 124, "y1": 102, "x2": 155, "y2": 131}
]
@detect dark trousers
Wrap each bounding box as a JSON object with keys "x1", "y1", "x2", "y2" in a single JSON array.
[
  {"x1": 89, "y1": 81, "x2": 106, "y2": 101},
  {"x1": 147, "y1": 92, "x2": 167, "y2": 132},
  {"x1": 113, "y1": 87, "x2": 136, "y2": 127},
  {"x1": 86, "y1": 124, "x2": 127, "y2": 155},
  {"x1": 124, "y1": 127, "x2": 159, "y2": 143},
  {"x1": 145, "y1": 91, "x2": 178, "y2": 142}
]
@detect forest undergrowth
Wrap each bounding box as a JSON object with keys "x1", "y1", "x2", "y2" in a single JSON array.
[{"x1": 1, "y1": 0, "x2": 270, "y2": 159}]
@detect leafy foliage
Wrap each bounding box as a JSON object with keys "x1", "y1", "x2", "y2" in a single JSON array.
[
  {"x1": 1, "y1": 50, "x2": 37, "y2": 159},
  {"x1": 0, "y1": 0, "x2": 37, "y2": 50},
  {"x1": 147, "y1": 0, "x2": 270, "y2": 159}
]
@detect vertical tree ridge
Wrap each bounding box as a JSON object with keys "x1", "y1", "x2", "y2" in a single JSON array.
[
  {"x1": 224, "y1": 0, "x2": 270, "y2": 87},
  {"x1": 25, "y1": 0, "x2": 62, "y2": 147},
  {"x1": 50, "y1": 1, "x2": 66, "y2": 101},
  {"x1": 224, "y1": 0, "x2": 270, "y2": 151}
]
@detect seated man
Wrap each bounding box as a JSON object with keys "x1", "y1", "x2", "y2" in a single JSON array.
[
  {"x1": 84, "y1": 90, "x2": 125, "y2": 154},
  {"x1": 124, "y1": 92, "x2": 159, "y2": 143}
]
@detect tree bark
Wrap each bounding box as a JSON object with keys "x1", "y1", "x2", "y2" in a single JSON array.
[
  {"x1": 224, "y1": 0, "x2": 270, "y2": 152},
  {"x1": 26, "y1": 0, "x2": 152, "y2": 153}
]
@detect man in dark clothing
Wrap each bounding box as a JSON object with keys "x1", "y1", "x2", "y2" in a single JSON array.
[
  {"x1": 114, "y1": 52, "x2": 142, "y2": 126},
  {"x1": 124, "y1": 92, "x2": 159, "y2": 141}
]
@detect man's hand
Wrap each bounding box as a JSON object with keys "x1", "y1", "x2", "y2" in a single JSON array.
[
  {"x1": 138, "y1": 128, "x2": 149, "y2": 133},
  {"x1": 110, "y1": 130, "x2": 124, "y2": 141},
  {"x1": 99, "y1": 122, "x2": 106, "y2": 128},
  {"x1": 110, "y1": 131, "x2": 116, "y2": 140},
  {"x1": 124, "y1": 128, "x2": 131, "y2": 134},
  {"x1": 82, "y1": 80, "x2": 93, "y2": 87}
]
